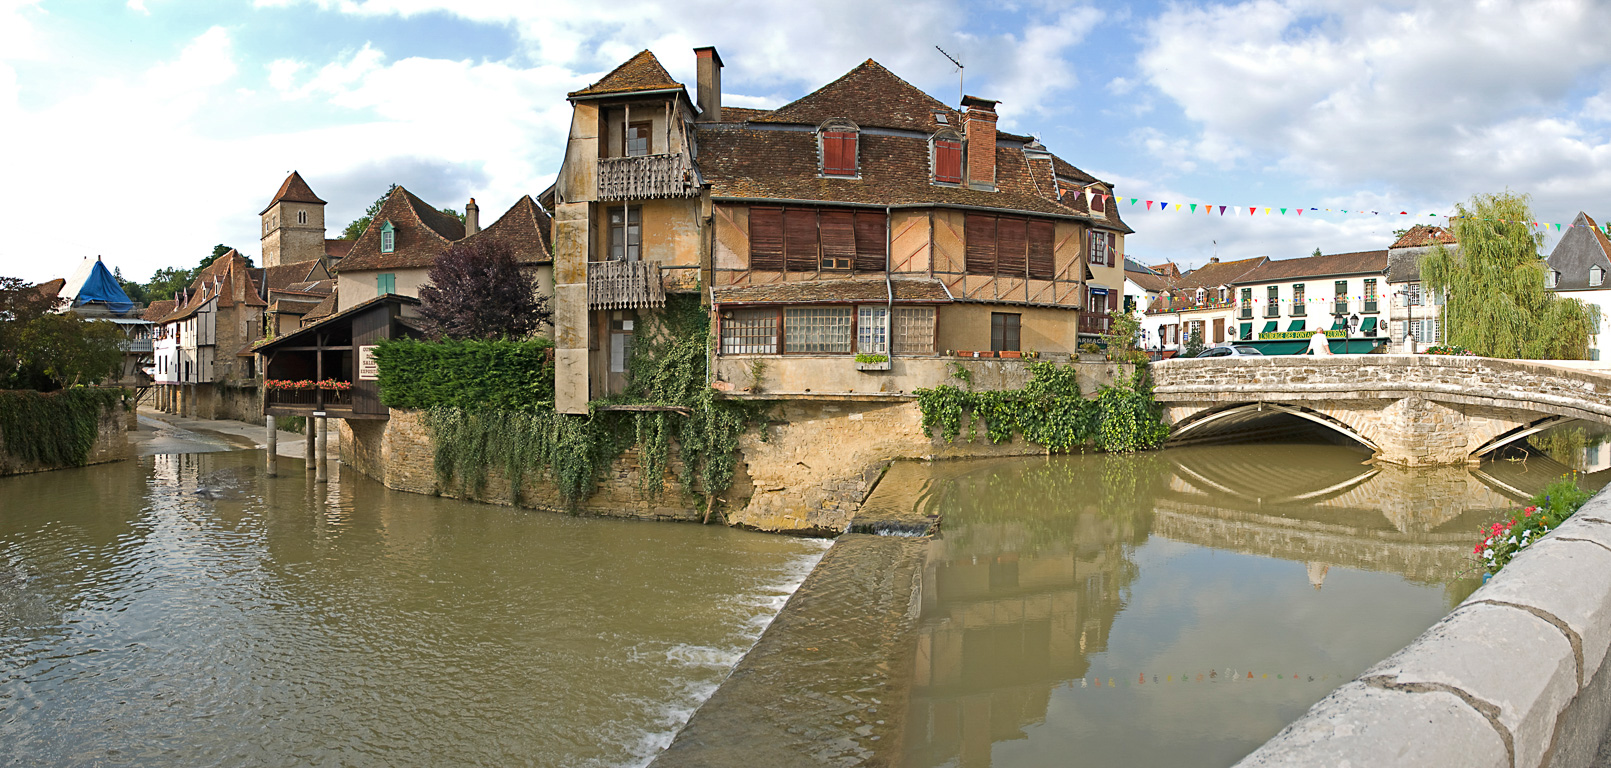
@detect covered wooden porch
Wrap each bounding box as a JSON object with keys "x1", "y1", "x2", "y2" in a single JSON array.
[{"x1": 253, "y1": 295, "x2": 423, "y2": 420}]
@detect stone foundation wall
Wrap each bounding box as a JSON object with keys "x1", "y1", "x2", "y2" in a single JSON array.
[{"x1": 0, "y1": 401, "x2": 132, "y2": 476}]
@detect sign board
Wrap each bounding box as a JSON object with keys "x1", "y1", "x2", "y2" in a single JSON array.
[
  {"x1": 358, "y1": 345, "x2": 379, "y2": 381},
  {"x1": 1259, "y1": 330, "x2": 1345, "y2": 341}
]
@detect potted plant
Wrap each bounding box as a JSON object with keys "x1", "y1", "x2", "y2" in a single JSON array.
[
  {"x1": 855, "y1": 352, "x2": 891, "y2": 371},
  {"x1": 998, "y1": 350, "x2": 1023, "y2": 359}
]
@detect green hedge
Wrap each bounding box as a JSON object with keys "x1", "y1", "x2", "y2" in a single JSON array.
[
  {"x1": 373, "y1": 337, "x2": 555, "y2": 412},
  {"x1": 0, "y1": 388, "x2": 127, "y2": 467}
]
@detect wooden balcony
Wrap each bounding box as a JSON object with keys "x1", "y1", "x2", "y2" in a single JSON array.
[
  {"x1": 1079, "y1": 311, "x2": 1111, "y2": 336},
  {"x1": 588, "y1": 260, "x2": 666, "y2": 310},
  {"x1": 266, "y1": 388, "x2": 353, "y2": 409},
  {"x1": 597, "y1": 154, "x2": 699, "y2": 201}
]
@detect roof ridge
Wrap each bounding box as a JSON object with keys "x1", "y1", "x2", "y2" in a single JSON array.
[
  {"x1": 568, "y1": 49, "x2": 682, "y2": 98},
  {"x1": 260, "y1": 171, "x2": 326, "y2": 215}
]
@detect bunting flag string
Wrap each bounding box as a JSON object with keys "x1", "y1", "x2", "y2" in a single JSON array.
[{"x1": 1106, "y1": 194, "x2": 1604, "y2": 234}]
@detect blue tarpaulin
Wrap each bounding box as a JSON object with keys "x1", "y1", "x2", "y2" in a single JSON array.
[{"x1": 74, "y1": 260, "x2": 134, "y2": 314}]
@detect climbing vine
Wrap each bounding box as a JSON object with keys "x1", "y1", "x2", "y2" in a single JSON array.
[
  {"x1": 0, "y1": 387, "x2": 128, "y2": 468},
  {"x1": 915, "y1": 361, "x2": 1166, "y2": 454}
]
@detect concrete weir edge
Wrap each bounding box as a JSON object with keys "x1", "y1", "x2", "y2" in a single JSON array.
[{"x1": 1235, "y1": 488, "x2": 1611, "y2": 768}]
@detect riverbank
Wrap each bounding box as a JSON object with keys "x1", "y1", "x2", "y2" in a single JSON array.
[
  {"x1": 0, "y1": 389, "x2": 131, "y2": 476},
  {"x1": 133, "y1": 408, "x2": 337, "y2": 458}
]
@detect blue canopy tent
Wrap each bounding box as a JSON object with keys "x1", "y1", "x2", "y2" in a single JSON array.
[{"x1": 72, "y1": 259, "x2": 135, "y2": 314}]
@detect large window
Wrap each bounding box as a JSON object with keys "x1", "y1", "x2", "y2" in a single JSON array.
[
  {"x1": 748, "y1": 207, "x2": 886, "y2": 273},
  {"x1": 820, "y1": 121, "x2": 858, "y2": 177},
  {"x1": 1333, "y1": 280, "x2": 1348, "y2": 314},
  {"x1": 1266, "y1": 285, "x2": 1280, "y2": 317},
  {"x1": 721, "y1": 309, "x2": 777, "y2": 354},
  {"x1": 1293, "y1": 283, "x2": 1306, "y2": 315},
  {"x1": 857, "y1": 306, "x2": 888, "y2": 354},
  {"x1": 784, "y1": 307, "x2": 853, "y2": 353},
  {"x1": 991, "y1": 312, "x2": 1021, "y2": 352},
  {"x1": 1239, "y1": 288, "x2": 1252, "y2": 319},
  {"x1": 1088, "y1": 230, "x2": 1116, "y2": 267},
  {"x1": 609, "y1": 206, "x2": 641, "y2": 261},
  {"x1": 966, "y1": 214, "x2": 1055, "y2": 278},
  {"x1": 893, "y1": 307, "x2": 936, "y2": 354},
  {"x1": 933, "y1": 134, "x2": 962, "y2": 185},
  {"x1": 624, "y1": 121, "x2": 651, "y2": 157}
]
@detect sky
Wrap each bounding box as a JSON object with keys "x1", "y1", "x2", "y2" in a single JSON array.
[{"x1": 4, "y1": 0, "x2": 1611, "y2": 286}]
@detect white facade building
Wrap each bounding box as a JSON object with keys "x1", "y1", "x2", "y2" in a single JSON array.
[
  {"x1": 1547, "y1": 212, "x2": 1611, "y2": 363},
  {"x1": 1229, "y1": 250, "x2": 1390, "y2": 352},
  {"x1": 1385, "y1": 225, "x2": 1454, "y2": 353}
]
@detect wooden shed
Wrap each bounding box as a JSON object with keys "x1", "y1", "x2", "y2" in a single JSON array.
[{"x1": 253, "y1": 294, "x2": 423, "y2": 420}]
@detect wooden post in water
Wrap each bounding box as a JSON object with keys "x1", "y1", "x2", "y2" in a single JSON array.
[
  {"x1": 304, "y1": 419, "x2": 316, "y2": 474},
  {"x1": 315, "y1": 417, "x2": 328, "y2": 483},
  {"x1": 266, "y1": 415, "x2": 277, "y2": 477}
]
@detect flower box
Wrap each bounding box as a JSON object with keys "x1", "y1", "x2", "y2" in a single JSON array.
[
  {"x1": 955, "y1": 351, "x2": 995, "y2": 359},
  {"x1": 998, "y1": 351, "x2": 1023, "y2": 359},
  {"x1": 855, "y1": 360, "x2": 891, "y2": 371}
]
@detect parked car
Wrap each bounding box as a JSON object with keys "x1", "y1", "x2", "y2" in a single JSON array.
[{"x1": 1193, "y1": 346, "x2": 1264, "y2": 358}]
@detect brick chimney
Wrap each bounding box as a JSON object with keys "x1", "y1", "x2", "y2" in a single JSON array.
[
  {"x1": 694, "y1": 46, "x2": 723, "y2": 122},
  {"x1": 962, "y1": 95, "x2": 998, "y2": 190},
  {"x1": 465, "y1": 198, "x2": 480, "y2": 236}
]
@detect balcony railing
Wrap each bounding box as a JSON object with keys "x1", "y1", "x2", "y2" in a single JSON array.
[
  {"x1": 1333, "y1": 301, "x2": 1348, "y2": 315},
  {"x1": 1079, "y1": 311, "x2": 1111, "y2": 335},
  {"x1": 1364, "y1": 300, "x2": 1379, "y2": 313},
  {"x1": 588, "y1": 260, "x2": 666, "y2": 310},
  {"x1": 597, "y1": 154, "x2": 699, "y2": 201},
  {"x1": 266, "y1": 388, "x2": 352, "y2": 408},
  {"x1": 1265, "y1": 306, "x2": 1280, "y2": 318}
]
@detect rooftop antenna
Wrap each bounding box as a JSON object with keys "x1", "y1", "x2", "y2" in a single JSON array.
[{"x1": 936, "y1": 46, "x2": 963, "y2": 102}]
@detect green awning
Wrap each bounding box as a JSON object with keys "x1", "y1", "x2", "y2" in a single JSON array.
[
  {"x1": 1242, "y1": 338, "x2": 1389, "y2": 356},
  {"x1": 1331, "y1": 319, "x2": 1347, "y2": 331},
  {"x1": 1286, "y1": 320, "x2": 1306, "y2": 332},
  {"x1": 1330, "y1": 338, "x2": 1387, "y2": 354},
  {"x1": 1360, "y1": 317, "x2": 1378, "y2": 332},
  {"x1": 1241, "y1": 340, "x2": 1311, "y2": 355},
  {"x1": 1239, "y1": 323, "x2": 1253, "y2": 340},
  {"x1": 1261, "y1": 321, "x2": 1277, "y2": 334}
]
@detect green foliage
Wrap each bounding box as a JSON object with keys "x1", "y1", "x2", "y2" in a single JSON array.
[
  {"x1": 854, "y1": 353, "x2": 889, "y2": 364},
  {"x1": 1183, "y1": 326, "x2": 1205, "y2": 358},
  {"x1": 747, "y1": 357, "x2": 767, "y2": 393},
  {"x1": 343, "y1": 185, "x2": 397, "y2": 241},
  {"x1": 915, "y1": 361, "x2": 1167, "y2": 454},
  {"x1": 1475, "y1": 473, "x2": 1595, "y2": 575},
  {"x1": 1102, "y1": 310, "x2": 1149, "y2": 364},
  {"x1": 0, "y1": 388, "x2": 126, "y2": 467},
  {"x1": 1422, "y1": 191, "x2": 1599, "y2": 359},
  {"x1": 373, "y1": 337, "x2": 555, "y2": 411},
  {"x1": 0, "y1": 277, "x2": 124, "y2": 390}
]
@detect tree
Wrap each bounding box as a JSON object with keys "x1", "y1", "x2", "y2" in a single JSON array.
[
  {"x1": 342, "y1": 185, "x2": 465, "y2": 240},
  {"x1": 113, "y1": 266, "x2": 149, "y2": 306},
  {"x1": 418, "y1": 238, "x2": 551, "y2": 339},
  {"x1": 144, "y1": 267, "x2": 194, "y2": 302},
  {"x1": 1421, "y1": 191, "x2": 1598, "y2": 359},
  {"x1": 1103, "y1": 309, "x2": 1148, "y2": 364},
  {"x1": 1183, "y1": 326, "x2": 1205, "y2": 357},
  {"x1": 0, "y1": 277, "x2": 122, "y2": 390},
  {"x1": 1312, "y1": 247, "x2": 1323, "y2": 258}
]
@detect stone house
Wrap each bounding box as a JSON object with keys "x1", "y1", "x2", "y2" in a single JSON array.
[
  {"x1": 541, "y1": 47, "x2": 1132, "y2": 412},
  {"x1": 1545, "y1": 213, "x2": 1611, "y2": 362},
  {"x1": 149, "y1": 249, "x2": 267, "y2": 419},
  {"x1": 1230, "y1": 249, "x2": 1390, "y2": 353},
  {"x1": 1387, "y1": 224, "x2": 1455, "y2": 353},
  {"x1": 1142, "y1": 256, "x2": 1267, "y2": 354}
]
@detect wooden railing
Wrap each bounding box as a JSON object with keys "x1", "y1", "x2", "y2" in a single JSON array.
[
  {"x1": 1079, "y1": 311, "x2": 1111, "y2": 335},
  {"x1": 588, "y1": 260, "x2": 666, "y2": 310},
  {"x1": 597, "y1": 154, "x2": 699, "y2": 200},
  {"x1": 266, "y1": 389, "x2": 352, "y2": 408}
]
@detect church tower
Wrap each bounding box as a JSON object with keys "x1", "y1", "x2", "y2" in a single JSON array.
[{"x1": 260, "y1": 171, "x2": 328, "y2": 268}]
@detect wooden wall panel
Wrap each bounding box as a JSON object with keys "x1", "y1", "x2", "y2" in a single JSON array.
[
  {"x1": 1054, "y1": 221, "x2": 1084, "y2": 282},
  {"x1": 890, "y1": 210, "x2": 930, "y2": 275},
  {"x1": 713, "y1": 204, "x2": 749, "y2": 271},
  {"x1": 933, "y1": 210, "x2": 966, "y2": 276}
]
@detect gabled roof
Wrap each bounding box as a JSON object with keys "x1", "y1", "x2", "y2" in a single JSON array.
[
  {"x1": 1236, "y1": 250, "x2": 1387, "y2": 284},
  {"x1": 1547, "y1": 212, "x2": 1611, "y2": 291},
  {"x1": 260, "y1": 171, "x2": 326, "y2": 215},
  {"x1": 142, "y1": 299, "x2": 175, "y2": 321},
  {"x1": 719, "y1": 106, "x2": 774, "y2": 122},
  {"x1": 324, "y1": 239, "x2": 355, "y2": 260},
  {"x1": 261, "y1": 260, "x2": 327, "y2": 294},
  {"x1": 301, "y1": 293, "x2": 338, "y2": 325},
  {"x1": 1174, "y1": 257, "x2": 1269, "y2": 291},
  {"x1": 568, "y1": 50, "x2": 683, "y2": 98},
  {"x1": 335, "y1": 186, "x2": 465, "y2": 272},
  {"x1": 256, "y1": 293, "x2": 419, "y2": 352},
  {"x1": 752, "y1": 59, "x2": 959, "y2": 132},
  {"x1": 159, "y1": 250, "x2": 267, "y2": 323},
  {"x1": 1391, "y1": 224, "x2": 1456, "y2": 249},
  {"x1": 36, "y1": 278, "x2": 65, "y2": 302},
  {"x1": 458, "y1": 196, "x2": 553, "y2": 264},
  {"x1": 1050, "y1": 154, "x2": 1098, "y2": 185}
]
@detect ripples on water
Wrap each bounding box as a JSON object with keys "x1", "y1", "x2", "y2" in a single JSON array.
[{"x1": 0, "y1": 451, "x2": 828, "y2": 767}]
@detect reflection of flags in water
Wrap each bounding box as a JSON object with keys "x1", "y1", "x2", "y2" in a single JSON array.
[{"x1": 1307, "y1": 561, "x2": 1330, "y2": 590}]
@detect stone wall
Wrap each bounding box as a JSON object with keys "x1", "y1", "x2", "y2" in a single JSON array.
[
  {"x1": 0, "y1": 400, "x2": 132, "y2": 476},
  {"x1": 1236, "y1": 488, "x2": 1611, "y2": 768}
]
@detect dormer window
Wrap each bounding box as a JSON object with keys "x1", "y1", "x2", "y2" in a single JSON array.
[
  {"x1": 934, "y1": 112, "x2": 949, "y2": 125},
  {"x1": 1548, "y1": 270, "x2": 1559, "y2": 288},
  {"x1": 819, "y1": 119, "x2": 858, "y2": 177},
  {"x1": 1090, "y1": 188, "x2": 1106, "y2": 212},
  {"x1": 932, "y1": 130, "x2": 962, "y2": 185},
  {"x1": 380, "y1": 220, "x2": 395, "y2": 253},
  {"x1": 1593, "y1": 265, "x2": 1604, "y2": 287}
]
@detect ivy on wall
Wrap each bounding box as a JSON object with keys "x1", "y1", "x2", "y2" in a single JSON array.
[
  {"x1": 915, "y1": 362, "x2": 1167, "y2": 454},
  {"x1": 0, "y1": 388, "x2": 127, "y2": 468}
]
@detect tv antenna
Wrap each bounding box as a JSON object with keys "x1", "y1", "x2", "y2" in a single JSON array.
[{"x1": 936, "y1": 46, "x2": 963, "y2": 102}]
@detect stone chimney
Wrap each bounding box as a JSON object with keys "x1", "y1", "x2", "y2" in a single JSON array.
[
  {"x1": 694, "y1": 46, "x2": 723, "y2": 122},
  {"x1": 1209, "y1": 257, "x2": 1220, "y2": 264},
  {"x1": 465, "y1": 198, "x2": 480, "y2": 236},
  {"x1": 961, "y1": 95, "x2": 998, "y2": 190}
]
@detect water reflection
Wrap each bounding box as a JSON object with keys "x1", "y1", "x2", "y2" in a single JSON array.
[{"x1": 898, "y1": 441, "x2": 1606, "y2": 768}]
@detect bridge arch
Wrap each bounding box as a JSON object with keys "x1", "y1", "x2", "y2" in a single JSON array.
[{"x1": 1168, "y1": 401, "x2": 1381, "y2": 453}]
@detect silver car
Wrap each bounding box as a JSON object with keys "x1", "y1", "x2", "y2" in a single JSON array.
[{"x1": 1193, "y1": 345, "x2": 1264, "y2": 358}]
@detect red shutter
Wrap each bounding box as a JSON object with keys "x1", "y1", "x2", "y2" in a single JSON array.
[
  {"x1": 996, "y1": 217, "x2": 1027, "y2": 276},
  {"x1": 965, "y1": 214, "x2": 996, "y2": 275},
  {"x1": 784, "y1": 208, "x2": 819, "y2": 272},
  {"x1": 749, "y1": 207, "x2": 784, "y2": 271},
  {"x1": 819, "y1": 210, "x2": 855, "y2": 270},
  {"x1": 1092, "y1": 193, "x2": 1105, "y2": 212},
  {"x1": 935, "y1": 140, "x2": 962, "y2": 184},
  {"x1": 853, "y1": 211, "x2": 887, "y2": 272},
  {"x1": 1108, "y1": 232, "x2": 1118, "y2": 262},
  {"x1": 1027, "y1": 220, "x2": 1055, "y2": 279},
  {"x1": 1108, "y1": 290, "x2": 1118, "y2": 312},
  {"x1": 822, "y1": 131, "x2": 857, "y2": 176}
]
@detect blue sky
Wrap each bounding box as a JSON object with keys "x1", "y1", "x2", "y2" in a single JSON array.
[{"x1": 4, "y1": 0, "x2": 1610, "y2": 285}]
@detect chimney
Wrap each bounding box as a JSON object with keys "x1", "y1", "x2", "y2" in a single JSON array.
[
  {"x1": 694, "y1": 46, "x2": 723, "y2": 122},
  {"x1": 961, "y1": 95, "x2": 998, "y2": 190},
  {"x1": 465, "y1": 198, "x2": 480, "y2": 236},
  {"x1": 1210, "y1": 257, "x2": 1220, "y2": 264}
]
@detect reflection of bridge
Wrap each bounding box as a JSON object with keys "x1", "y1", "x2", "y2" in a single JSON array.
[{"x1": 1154, "y1": 355, "x2": 1611, "y2": 466}]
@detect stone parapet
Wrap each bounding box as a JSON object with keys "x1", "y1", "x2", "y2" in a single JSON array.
[{"x1": 1236, "y1": 488, "x2": 1611, "y2": 768}]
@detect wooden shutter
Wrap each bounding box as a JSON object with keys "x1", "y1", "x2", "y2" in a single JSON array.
[
  {"x1": 822, "y1": 131, "x2": 857, "y2": 175},
  {"x1": 1027, "y1": 220, "x2": 1054, "y2": 279},
  {"x1": 853, "y1": 211, "x2": 887, "y2": 272},
  {"x1": 965, "y1": 213, "x2": 996, "y2": 275},
  {"x1": 819, "y1": 210, "x2": 855, "y2": 270},
  {"x1": 935, "y1": 140, "x2": 962, "y2": 183},
  {"x1": 996, "y1": 217, "x2": 1028, "y2": 276},
  {"x1": 749, "y1": 207, "x2": 784, "y2": 271},
  {"x1": 1107, "y1": 290, "x2": 1118, "y2": 312},
  {"x1": 784, "y1": 208, "x2": 819, "y2": 273}
]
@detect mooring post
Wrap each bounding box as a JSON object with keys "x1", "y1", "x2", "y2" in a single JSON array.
[
  {"x1": 315, "y1": 417, "x2": 329, "y2": 484},
  {"x1": 304, "y1": 419, "x2": 316, "y2": 474},
  {"x1": 266, "y1": 415, "x2": 278, "y2": 477}
]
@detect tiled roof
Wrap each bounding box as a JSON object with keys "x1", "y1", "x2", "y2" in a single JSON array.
[
  {"x1": 1546, "y1": 212, "x2": 1611, "y2": 291},
  {"x1": 160, "y1": 250, "x2": 267, "y2": 323},
  {"x1": 301, "y1": 293, "x2": 338, "y2": 325},
  {"x1": 752, "y1": 60, "x2": 960, "y2": 132},
  {"x1": 695, "y1": 125, "x2": 1131, "y2": 231},
  {"x1": 568, "y1": 50, "x2": 682, "y2": 97},
  {"x1": 1236, "y1": 250, "x2": 1387, "y2": 284},
  {"x1": 35, "y1": 277, "x2": 65, "y2": 301},
  {"x1": 142, "y1": 299, "x2": 175, "y2": 321},
  {"x1": 1127, "y1": 271, "x2": 1174, "y2": 293},
  {"x1": 712, "y1": 278, "x2": 951, "y2": 305},
  {"x1": 261, "y1": 260, "x2": 322, "y2": 293},
  {"x1": 336, "y1": 186, "x2": 465, "y2": 272},
  {"x1": 260, "y1": 171, "x2": 326, "y2": 215},
  {"x1": 282, "y1": 279, "x2": 334, "y2": 294},
  {"x1": 1150, "y1": 262, "x2": 1182, "y2": 279},
  {"x1": 1175, "y1": 257, "x2": 1268, "y2": 290},
  {"x1": 458, "y1": 195, "x2": 552, "y2": 264},
  {"x1": 324, "y1": 239, "x2": 355, "y2": 260},
  {"x1": 719, "y1": 106, "x2": 773, "y2": 122},
  {"x1": 1050, "y1": 154, "x2": 1098, "y2": 184},
  {"x1": 1391, "y1": 224, "x2": 1456, "y2": 249},
  {"x1": 257, "y1": 294, "x2": 419, "y2": 351}
]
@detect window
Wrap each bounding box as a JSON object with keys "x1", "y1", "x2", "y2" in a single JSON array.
[
  {"x1": 609, "y1": 206, "x2": 641, "y2": 261},
  {"x1": 893, "y1": 306, "x2": 936, "y2": 354},
  {"x1": 1091, "y1": 189, "x2": 1106, "y2": 212},
  {"x1": 784, "y1": 307, "x2": 852, "y2": 353},
  {"x1": 1266, "y1": 285, "x2": 1280, "y2": 317},
  {"x1": 1239, "y1": 288, "x2": 1252, "y2": 319},
  {"x1": 857, "y1": 306, "x2": 888, "y2": 353},
  {"x1": 933, "y1": 133, "x2": 962, "y2": 184},
  {"x1": 1594, "y1": 266, "x2": 1605, "y2": 287},
  {"x1": 1088, "y1": 230, "x2": 1115, "y2": 267},
  {"x1": 624, "y1": 121, "x2": 652, "y2": 157},
  {"x1": 720, "y1": 309, "x2": 778, "y2": 354},
  {"x1": 965, "y1": 213, "x2": 1055, "y2": 278},
  {"x1": 1407, "y1": 282, "x2": 1423, "y2": 306},
  {"x1": 380, "y1": 221, "x2": 395, "y2": 253},
  {"x1": 991, "y1": 312, "x2": 1021, "y2": 352},
  {"x1": 297, "y1": 210, "x2": 307, "y2": 224},
  {"x1": 1218, "y1": 287, "x2": 1227, "y2": 304},
  {"x1": 1548, "y1": 270, "x2": 1560, "y2": 288},
  {"x1": 376, "y1": 273, "x2": 395, "y2": 294},
  {"x1": 1364, "y1": 279, "x2": 1379, "y2": 312},
  {"x1": 609, "y1": 314, "x2": 634, "y2": 373},
  {"x1": 748, "y1": 206, "x2": 886, "y2": 273},
  {"x1": 1334, "y1": 280, "x2": 1348, "y2": 314},
  {"x1": 819, "y1": 121, "x2": 858, "y2": 177},
  {"x1": 1089, "y1": 287, "x2": 1114, "y2": 312}
]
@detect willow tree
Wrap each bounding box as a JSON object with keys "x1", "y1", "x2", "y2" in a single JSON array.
[{"x1": 1421, "y1": 192, "x2": 1598, "y2": 359}]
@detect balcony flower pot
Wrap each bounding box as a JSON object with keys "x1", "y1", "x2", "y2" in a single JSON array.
[
  {"x1": 855, "y1": 353, "x2": 891, "y2": 371},
  {"x1": 955, "y1": 350, "x2": 995, "y2": 359},
  {"x1": 998, "y1": 351, "x2": 1023, "y2": 359}
]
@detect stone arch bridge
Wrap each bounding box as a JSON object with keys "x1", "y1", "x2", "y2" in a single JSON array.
[{"x1": 1152, "y1": 355, "x2": 1611, "y2": 466}]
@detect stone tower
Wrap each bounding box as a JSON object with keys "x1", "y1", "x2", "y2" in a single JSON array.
[{"x1": 260, "y1": 171, "x2": 328, "y2": 268}]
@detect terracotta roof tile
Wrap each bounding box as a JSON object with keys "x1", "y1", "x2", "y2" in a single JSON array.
[
  {"x1": 753, "y1": 59, "x2": 959, "y2": 132},
  {"x1": 459, "y1": 196, "x2": 552, "y2": 264},
  {"x1": 141, "y1": 299, "x2": 175, "y2": 321},
  {"x1": 712, "y1": 278, "x2": 951, "y2": 305},
  {"x1": 719, "y1": 106, "x2": 773, "y2": 122},
  {"x1": 35, "y1": 277, "x2": 65, "y2": 301},
  {"x1": 568, "y1": 50, "x2": 683, "y2": 97},
  {"x1": 324, "y1": 239, "x2": 355, "y2": 260},
  {"x1": 301, "y1": 293, "x2": 338, "y2": 325},
  {"x1": 1391, "y1": 224, "x2": 1457, "y2": 249},
  {"x1": 336, "y1": 186, "x2": 465, "y2": 272},
  {"x1": 1050, "y1": 153, "x2": 1098, "y2": 184},
  {"x1": 261, "y1": 260, "x2": 320, "y2": 293},
  {"x1": 1174, "y1": 257, "x2": 1269, "y2": 290},
  {"x1": 1236, "y1": 250, "x2": 1387, "y2": 284},
  {"x1": 260, "y1": 171, "x2": 326, "y2": 215}
]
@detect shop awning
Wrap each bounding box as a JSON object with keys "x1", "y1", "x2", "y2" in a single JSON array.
[
  {"x1": 1242, "y1": 340, "x2": 1310, "y2": 355},
  {"x1": 1261, "y1": 321, "x2": 1277, "y2": 334},
  {"x1": 1241, "y1": 338, "x2": 1390, "y2": 356},
  {"x1": 1331, "y1": 318, "x2": 1347, "y2": 331},
  {"x1": 1286, "y1": 320, "x2": 1306, "y2": 332},
  {"x1": 1361, "y1": 317, "x2": 1378, "y2": 332}
]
